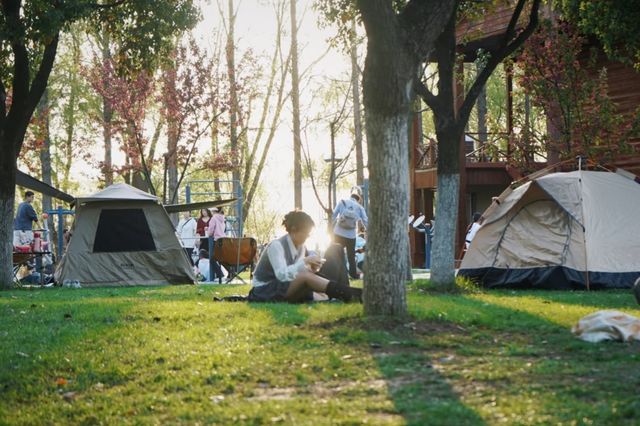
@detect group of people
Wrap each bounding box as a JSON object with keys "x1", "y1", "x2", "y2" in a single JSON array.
[{"x1": 176, "y1": 207, "x2": 227, "y2": 283}]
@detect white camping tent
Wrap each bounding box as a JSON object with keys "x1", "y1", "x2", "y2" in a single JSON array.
[
  {"x1": 458, "y1": 170, "x2": 640, "y2": 289},
  {"x1": 55, "y1": 183, "x2": 195, "y2": 287}
]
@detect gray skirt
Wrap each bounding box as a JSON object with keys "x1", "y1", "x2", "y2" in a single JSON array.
[
  {"x1": 247, "y1": 281, "x2": 290, "y2": 302},
  {"x1": 247, "y1": 280, "x2": 313, "y2": 303}
]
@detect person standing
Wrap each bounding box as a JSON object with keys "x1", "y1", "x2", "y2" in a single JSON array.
[
  {"x1": 14, "y1": 191, "x2": 39, "y2": 245},
  {"x1": 176, "y1": 211, "x2": 197, "y2": 264},
  {"x1": 332, "y1": 193, "x2": 368, "y2": 279},
  {"x1": 464, "y1": 212, "x2": 482, "y2": 249},
  {"x1": 206, "y1": 208, "x2": 226, "y2": 283},
  {"x1": 196, "y1": 208, "x2": 213, "y2": 249}
]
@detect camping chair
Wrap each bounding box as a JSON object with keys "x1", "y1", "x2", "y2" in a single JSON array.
[{"x1": 212, "y1": 237, "x2": 257, "y2": 284}]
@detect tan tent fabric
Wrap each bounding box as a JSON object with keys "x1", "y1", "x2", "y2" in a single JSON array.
[
  {"x1": 572, "y1": 310, "x2": 640, "y2": 342},
  {"x1": 459, "y1": 170, "x2": 640, "y2": 289},
  {"x1": 75, "y1": 183, "x2": 158, "y2": 203},
  {"x1": 55, "y1": 184, "x2": 195, "y2": 287}
]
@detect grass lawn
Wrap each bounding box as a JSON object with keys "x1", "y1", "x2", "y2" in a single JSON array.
[{"x1": 1, "y1": 282, "x2": 639, "y2": 425}]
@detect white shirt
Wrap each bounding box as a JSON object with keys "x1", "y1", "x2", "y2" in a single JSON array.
[
  {"x1": 197, "y1": 259, "x2": 210, "y2": 281},
  {"x1": 176, "y1": 217, "x2": 197, "y2": 249},
  {"x1": 253, "y1": 234, "x2": 308, "y2": 287},
  {"x1": 465, "y1": 222, "x2": 481, "y2": 248}
]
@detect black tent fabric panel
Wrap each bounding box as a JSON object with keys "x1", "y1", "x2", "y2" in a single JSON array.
[
  {"x1": 458, "y1": 267, "x2": 640, "y2": 290},
  {"x1": 93, "y1": 208, "x2": 156, "y2": 252}
]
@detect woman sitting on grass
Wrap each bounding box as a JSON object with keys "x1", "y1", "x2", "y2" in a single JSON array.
[{"x1": 248, "y1": 210, "x2": 362, "y2": 303}]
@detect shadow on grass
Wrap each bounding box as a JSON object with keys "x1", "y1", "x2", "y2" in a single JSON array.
[
  {"x1": 248, "y1": 300, "x2": 484, "y2": 424},
  {"x1": 0, "y1": 292, "x2": 138, "y2": 400}
]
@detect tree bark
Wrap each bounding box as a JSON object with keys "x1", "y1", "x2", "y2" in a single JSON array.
[
  {"x1": 357, "y1": 0, "x2": 418, "y2": 316},
  {"x1": 290, "y1": 0, "x2": 303, "y2": 209},
  {"x1": 226, "y1": 0, "x2": 241, "y2": 203},
  {"x1": 363, "y1": 113, "x2": 409, "y2": 316},
  {"x1": 476, "y1": 62, "x2": 487, "y2": 145},
  {"x1": 38, "y1": 90, "x2": 55, "y2": 246},
  {"x1": 350, "y1": 19, "x2": 365, "y2": 186},
  {"x1": 0, "y1": 148, "x2": 17, "y2": 289},
  {"x1": 101, "y1": 31, "x2": 114, "y2": 187}
]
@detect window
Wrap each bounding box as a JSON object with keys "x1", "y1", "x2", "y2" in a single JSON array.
[{"x1": 93, "y1": 208, "x2": 156, "y2": 252}]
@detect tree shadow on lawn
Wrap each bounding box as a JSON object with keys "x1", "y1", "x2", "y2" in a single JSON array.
[
  {"x1": 0, "y1": 292, "x2": 142, "y2": 402},
  {"x1": 296, "y1": 294, "x2": 640, "y2": 425},
  {"x1": 248, "y1": 301, "x2": 485, "y2": 425},
  {"x1": 407, "y1": 293, "x2": 640, "y2": 423}
]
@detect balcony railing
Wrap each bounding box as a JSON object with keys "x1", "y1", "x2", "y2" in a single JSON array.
[{"x1": 415, "y1": 132, "x2": 511, "y2": 170}]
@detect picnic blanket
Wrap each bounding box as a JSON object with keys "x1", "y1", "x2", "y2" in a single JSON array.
[{"x1": 572, "y1": 310, "x2": 640, "y2": 343}]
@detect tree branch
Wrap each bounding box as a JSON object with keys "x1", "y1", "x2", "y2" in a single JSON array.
[
  {"x1": 415, "y1": 80, "x2": 438, "y2": 110},
  {"x1": 458, "y1": 0, "x2": 541, "y2": 127},
  {"x1": 504, "y1": 0, "x2": 527, "y2": 43}
]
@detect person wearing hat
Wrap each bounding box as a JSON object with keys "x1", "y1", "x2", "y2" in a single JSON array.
[{"x1": 332, "y1": 193, "x2": 368, "y2": 279}]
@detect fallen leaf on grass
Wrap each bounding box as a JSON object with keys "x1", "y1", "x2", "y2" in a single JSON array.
[
  {"x1": 209, "y1": 395, "x2": 225, "y2": 403},
  {"x1": 63, "y1": 391, "x2": 77, "y2": 402},
  {"x1": 56, "y1": 377, "x2": 68, "y2": 386},
  {"x1": 341, "y1": 354, "x2": 353, "y2": 360}
]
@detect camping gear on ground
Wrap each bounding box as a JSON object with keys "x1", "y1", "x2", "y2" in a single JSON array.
[
  {"x1": 55, "y1": 183, "x2": 195, "y2": 287},
  {"x1": 572, "y1": 310, "x2": 640, "y2": 342},
  {"x1": 459, "y1": 170, "x2": 640, "y2": 289},
  {"x1": 213, "y1": 237, "x2": 258, "y2": 284}
]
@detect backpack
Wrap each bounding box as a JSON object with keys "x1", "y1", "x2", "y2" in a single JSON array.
[{"x1": 337, "y1": 200, "x2": 359, "y2": 230}]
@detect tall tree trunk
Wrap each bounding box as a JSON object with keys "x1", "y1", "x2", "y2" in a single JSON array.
[
  {"x1": 476, "y1": 62, "x2": 487, "y2": 145},
  {"x1": 226, "y1": 0, "x2": 241, "y2": 204},
  {"x1": 38, "y1": 90, "x2": 55, "y2": 247},
  {"x1": 62, "y1": 40, "x2": 79, "y2": 193},
  {"x1": 0, "y1": 146, "x2": 17, "y2": 289},
  {"x1": 290, "y1": 0, "x2": 302, "y2": 209},
  {"x1": 358, "y1": 0, "x2": 420, "y2": 316},
  {"x1": 101, "y1": 31, "x2": 114, "y2": 187},
  {"x1": 350, "y1": 19, "x2": 365, "y2": 186},
  {"x1": 431, "y1": 124, "x2": 464, "y2": 287},
  {"x1": 363, "y1": 113, "x2": 410, "y2": 316},
  {"x1": 166, "y1": 53, "x2": 179, "y2": 223}
]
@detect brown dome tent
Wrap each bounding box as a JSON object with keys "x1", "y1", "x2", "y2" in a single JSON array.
[
  {"x1": 55, "y1": 183, "x2": 195, "y2": 287},
  {"x1": 458, "y1": 170, "x2": 640, "y2": 289}
]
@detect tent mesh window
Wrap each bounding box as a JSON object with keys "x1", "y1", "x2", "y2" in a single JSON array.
[{"x1": 93, "y1": 208, "x2": 156, "y2": 252}]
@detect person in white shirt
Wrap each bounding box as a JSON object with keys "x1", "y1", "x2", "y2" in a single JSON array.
[
  {"x1": 196, "y1": 249, "x2": 211, "y2": 281},
  {"x1": 465, "y1": 212, "x2": 482, "y2": 249},
  {"x1": 176, "y1": 211, "x2": 197, "y2": 264},
  {"x1": 248, "y1": 210, "x2": 362, "y2": 303}
]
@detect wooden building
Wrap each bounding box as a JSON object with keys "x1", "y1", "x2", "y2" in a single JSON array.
[{"x1": 409, "y1": 4, "x2": 640, "y2": 267}]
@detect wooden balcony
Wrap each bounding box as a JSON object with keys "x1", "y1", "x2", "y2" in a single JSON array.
[{"x1": 413, "y1": 133, "x2": 517, "y2": 191}]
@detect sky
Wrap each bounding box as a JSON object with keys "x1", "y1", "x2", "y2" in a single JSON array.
[
  {"x1": 50, "y1": 0, "x2": 364, "y2": 248},
  {"x1": 196, "y1": 0, "x2": 365, "y2": 245}
]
